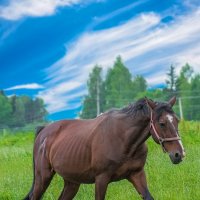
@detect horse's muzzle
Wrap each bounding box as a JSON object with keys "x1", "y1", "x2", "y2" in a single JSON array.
[{"x1": 169, "y1": 151, "x2": 183, "y2": 164}]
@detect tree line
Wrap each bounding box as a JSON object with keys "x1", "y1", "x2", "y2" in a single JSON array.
[
  {"x1": 0, "y1": 91, "x2": 47, "y2": 128},
  {"x1": 1, "y1": 56, "x2": 199, "y2": 127},
  {"x1": 80, "y1": 56, "x2": 200, "y2": 120}
]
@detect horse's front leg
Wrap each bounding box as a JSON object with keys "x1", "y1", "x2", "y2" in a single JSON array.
[
  {"x1": 128, "y1": 169, "x2": 154, "y2": 200},
  {"x1": 95, "y1": 173, "x2": 110, "y2": 200}
]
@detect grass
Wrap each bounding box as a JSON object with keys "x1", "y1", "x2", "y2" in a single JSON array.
[{"x1": 0, "y1": 121, "x2": 200, "y2": 200}]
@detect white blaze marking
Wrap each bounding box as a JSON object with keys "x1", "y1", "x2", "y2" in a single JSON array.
[
  {"x1": 179, "y1": 140, "x2": 186, "y2": 157},
  {"x1": 166, "y1": 114, "x2": 186, "y2": 156},
  {"x1": 166, "y1": 114, "x2": 173, "y2": 123}
]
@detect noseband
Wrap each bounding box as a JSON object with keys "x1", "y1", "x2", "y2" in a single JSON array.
[{"x1": 149, "y1": 110, "x2": 181, "y2": 153}]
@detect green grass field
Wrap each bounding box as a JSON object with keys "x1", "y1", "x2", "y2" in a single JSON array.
[{"x1": 0, "y1": 121, "x2": 200, "y2": 200}]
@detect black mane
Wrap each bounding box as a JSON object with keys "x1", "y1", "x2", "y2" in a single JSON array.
[
  {"x1": 118, "y1": 98, "x2": 174, "y2": 119},
  {"x1": 105, "y1": 98, "x2": 174, "y2": 120},
  {"x1": 120, "y1": 98, "x2": 149, "y2": 119}
]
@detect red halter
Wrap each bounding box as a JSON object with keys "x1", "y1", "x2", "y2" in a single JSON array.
[{"x1": 149, "y1": 110, "x2": 181, "y2": 153}]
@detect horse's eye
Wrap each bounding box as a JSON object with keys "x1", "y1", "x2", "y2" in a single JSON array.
[{"x1": 159, "y1": 122, "x2": 165, "y2": 128}]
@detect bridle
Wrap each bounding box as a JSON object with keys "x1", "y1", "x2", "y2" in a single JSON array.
[{"x1": 149, "y1": 110, "x2": 181, "y2": 153}]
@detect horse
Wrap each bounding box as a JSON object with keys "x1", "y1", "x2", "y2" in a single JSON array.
[{"x1": 24, "y1": 96, "x2": 185, "y2": 200}]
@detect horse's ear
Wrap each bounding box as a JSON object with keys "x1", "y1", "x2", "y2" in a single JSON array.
[
  {"x1": 145, "y1": 97, "x2": 156, "y2": 110},
  {"x1": 168, "y1": 96, "x2": 176, "y2": 107}
]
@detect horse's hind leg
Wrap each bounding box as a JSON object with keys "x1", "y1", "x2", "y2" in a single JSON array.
[
  {"x1": 31, "y1": 145, "x2": 55, "y2": 199},
  {"x1": 32, "y1": 168, "x2": 54, "y2": 200},
  {"x1": 58, "y1": 180, "x2": 80, "y2": 200}
]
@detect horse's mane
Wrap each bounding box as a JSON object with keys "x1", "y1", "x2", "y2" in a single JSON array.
[
  {"x1": 106, "y1": 98, "x2": 174, "y2": 119},
  {"x1": 120, "y1": 98, "x2": 149, "y2": 119}
]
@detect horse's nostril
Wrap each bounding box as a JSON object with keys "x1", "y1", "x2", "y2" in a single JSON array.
[
  {"x1": 169, "y1": 152, "x2": 182, "y2": 164},
  {"x1": 175, "y1": 152, "x2": 180, "y2": 158}
]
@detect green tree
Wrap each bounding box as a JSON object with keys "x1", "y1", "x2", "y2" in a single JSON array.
[
  {"x1": 20, "y1": 96, "x2": 34, "y2": 123},
  {"x1": 132, "y1": 75, "x2": 147, "y2": 98},
  {"x1": 80, "y1": 65, "x2": 104, "y2": 119},
  {"x1": 104, "y1": 56, "x2": 133, "y2": 109},
  {"x1": 166, "y1": 65, "x2": 177, "y2": 91},
  {"x1": 161, "y1": 65, "x2": 177, "y2": 101},
  {"x1": 190, "y1": 74, "x2": 200, "y2": 120},
  {"x1": 136, "y1": 89, "x2": 165, "y2": 101},
  {"x1": 9, "y1": 95, "x2": 25, "y2": 127},
  {"x1": 176, "y1": 63, "x2": 193, "y2": 94},
  {"x1": 0, "y1": 90, "x2": 47, "y2": 128},
  {"x1": 33, "y1": 97, "x2": 48, "y2": 122},
  {"x1": 0, "y1": 91, "x2": 12, "y2": 127},
  {"x1": 176, "y1": 63, "x2": 193, "y2": 120},
  {"x1": 21, "y1": 96, "x2": 48, "y2": 123}
]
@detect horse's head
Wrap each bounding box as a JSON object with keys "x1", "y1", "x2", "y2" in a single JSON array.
[{"x1": 146, "y1": 96, "x2": 185, "y2": 164}]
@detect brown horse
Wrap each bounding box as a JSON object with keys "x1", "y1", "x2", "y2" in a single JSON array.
[{"x1": 24, "y1": 96, "x2": 185, "y2": 200}]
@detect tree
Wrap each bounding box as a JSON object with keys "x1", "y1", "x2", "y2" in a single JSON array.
[
  {"x1": 176, "y1": 63, "x2": 193, "y2": 94},
  {"x1": 17, "y1": 95, "x2": 48, "y2": 124},
  {"x1": 0, "y1": 92, "x2": 12, "y2": 127},
  {"x1": 80, "y1": 65, "x2": 105, "y2": 119},
  {"x1": 176, "y1": 63, "x2": 193, "y2": 120},
  {"x1": 33, "y1": 97, "x2": 48, "y2": 122},
  {"x1": 165, "y1": 65, "x2": 177, "y2": 97},
  {"x1": 136, "y1": 89, "x2": 164, "y2": 101},
  {"x1": 20, "y1": 96, "x2": 34, "y2": 123},
  {"x1": 0, "y1": 89, "x2": 48, "y2": 128},
  {"x1": 104, "y1": 56, "x2": 133, "y2": 109},
  {"x1": 132, "y1": 75, "x2": 147, "y2": 98},
  {"x1": 190, "y1": 74, "x2": 200, "y2": 120},
  {"x1": 9, "y1": 95, "x2": 25, "y2": 127}
]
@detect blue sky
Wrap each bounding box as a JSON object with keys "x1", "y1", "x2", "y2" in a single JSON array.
[{"x1": 0, "y1": 0, "x2": 200, "y2": 120}]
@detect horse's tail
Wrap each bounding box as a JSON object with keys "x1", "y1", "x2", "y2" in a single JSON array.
[{"x1": 23, "y1": 126, "x2": 45, "y2": 200}]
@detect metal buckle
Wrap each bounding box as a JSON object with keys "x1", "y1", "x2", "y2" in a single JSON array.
[{"x1": 159, "y1": 137, "x2": 164, "y2": 143}]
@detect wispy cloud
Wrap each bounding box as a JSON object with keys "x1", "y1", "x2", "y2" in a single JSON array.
[
  {"x1": 39, "y1": 8, "x2": 200, "y2": 114},
  {"x1": 46, "y1": 12, "x2": 161, "y2": 83},
  {"x1": 183, "y1": 0, "x2": 200, "y2": 10},
  {"x1": 38, "y1": 81, "x2": 85, "y2": 113},
  {"x1": 87, "y1": 0, "x2": 148, "y2": 29},
  {"x1": 5, "y1": 83, "x2": 44, "y2": 91},
  {"x1": 0, "y1": 0, "x2": 93, "y2": 20}
]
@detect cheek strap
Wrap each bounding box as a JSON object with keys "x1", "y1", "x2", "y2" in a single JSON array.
[{"x1": 149, "y1": 111, "x2": 181, "y2": 153}]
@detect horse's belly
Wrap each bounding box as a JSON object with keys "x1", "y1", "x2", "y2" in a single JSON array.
[
  {"x1": 50, "y1": 134, "x2": 94, "y2": 183},
  {"x1": 53, "y1": 155, "x2": 95, "y2": 183},
  {"x1": 57, "y1": 170, "x2": 96, "y2": 184},
  {"x1": 111, "y1": 159, "x2": 144, "y2": 181}
]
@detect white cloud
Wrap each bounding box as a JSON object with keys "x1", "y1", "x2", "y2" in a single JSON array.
[
  {"x1": 47, "y1": 9, "x2": 200, "y2": 84},
  {"x1": 37, "y1": 81, "x2": 85, "y2": 113},
  {"x1": 183, "y1": 0, "x2": 200, "y2": 9},
  {"x1": 47, "y1": 12, "x2": 161, "y2": 83},
  {"x1": 5, "y1": 83, "x2": 44, "y2": 91},
  {"x1": 0, "y1": 0, "x2": 90, "y2": 20},
  {"x1": 41, "y1": 9, "x2": 200, "y2": 114},
  {"x1": 87, "y1": 0, "x2": 148, "y2": 29}
]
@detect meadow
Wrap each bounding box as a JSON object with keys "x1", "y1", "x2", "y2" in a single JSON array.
[{"x1": 0, "y1": 121, "x2": 200, "y2": 200}]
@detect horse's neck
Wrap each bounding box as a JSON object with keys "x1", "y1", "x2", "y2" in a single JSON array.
[{"x1": 122, "y1": 117, "x2": 150, "y2": 155}]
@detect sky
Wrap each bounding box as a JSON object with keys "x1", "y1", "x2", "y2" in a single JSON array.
[{"x1": 0, "y1": 0, "x2": 200, "y2": 120}]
